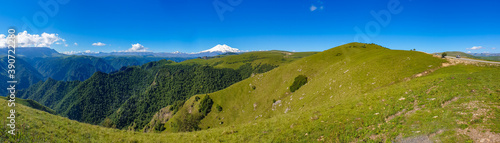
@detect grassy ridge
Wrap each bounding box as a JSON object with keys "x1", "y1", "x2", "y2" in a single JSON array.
[
  {"x1": 167, "y1": 43, "x2": 446, "y2": 132},
  {"x1": 175, "y1": 51, "x2": 317, "y2": 69}
]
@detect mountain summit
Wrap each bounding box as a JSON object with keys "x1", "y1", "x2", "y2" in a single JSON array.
[{"x1": 201, "y1": 44, "x2": 240, "y2": 53}]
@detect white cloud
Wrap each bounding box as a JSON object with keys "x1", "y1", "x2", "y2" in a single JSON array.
[
  {"x1": 310, "y1": 0, "x2": 324, "y2": 12},
  {"x1": 467, "y1": 51, "x2": 471, "y2": 53},
  {"x1": 74, "y1": 42, "x2": 78, "y2": 46},
  {"x1": 0, "y1": 34, "x2": 7, "y2": 47},
  {"x1": 92, "y1": 42, "x2": 106, "y2": 46},
  {"x1": 125, "y1": 43, "x2": 149, "y2": 52},
  {"x1": 467, "y1": 46, "x2": 483, "y2": 50},
  {"x1": 492, "y1": 47, "x2": 496, "y2": 50},
  {"x1": 19, "y1": 31, "x2": 64, "y2": 47},
  {"x1": 0, "y1": 31, "x2": 65, "y2": 48},
  {"x1": 310, "y1": 5, "x2": 317, "y2": 11}
]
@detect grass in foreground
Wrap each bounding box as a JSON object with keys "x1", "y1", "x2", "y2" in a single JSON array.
[{"x1": 1, "y1": 64, "x2": 498, "y2": 142}]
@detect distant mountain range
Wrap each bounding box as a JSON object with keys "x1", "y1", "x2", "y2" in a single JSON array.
[
  {"x1": 64, "y1": 44, "x2": 242, "y2": 57},
  {"x1": 0, "y1": 45, "x2": 239, "y2": 96},
  {"x1": 469, "y1": 53, "x2": 500, "y2": 57}
]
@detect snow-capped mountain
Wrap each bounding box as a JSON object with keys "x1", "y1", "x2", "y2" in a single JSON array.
[{"x1": 201, "y1": 44, "x2": 240, "y2": 53}]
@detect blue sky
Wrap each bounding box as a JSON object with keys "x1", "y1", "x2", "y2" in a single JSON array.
[{"x1": 0, "y1": 0, "x2": 499, "y2": 53}]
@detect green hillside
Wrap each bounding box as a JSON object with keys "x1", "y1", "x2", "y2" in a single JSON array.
[
  {"x1": 101, "y1": 56, "x2": 192, "y2": 70},
  {"x1": 18, "y1": 78, "x2": 81, "y2": 109},
  {"x1": 0, "y1": 96, "x2": 55, "y2": 114},
  {"x1": 0, "y1": 57, "x2": 44, "y2": 97},
  {"x1": 17, "y1": 51, "x2": 315, "y2": 131},
  {"x1": 176, "y1": 50, "x2": 317, "y2": 69},
  {"x1": 3, "y1": 43, "x2": 499, "y2": 142},
  {"x1": 164, "y1": 43, "x2": 445, "y2": 132}
]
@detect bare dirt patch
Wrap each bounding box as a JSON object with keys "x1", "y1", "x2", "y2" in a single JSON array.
[
  {"x1": 457, "y1": 128, "x2": 500, "y2": 143},
  {"x1": 143, "y1": 106, "x2": 174, "y2": 132},
  {"x1": 385, "y1": 109, "x2": 407, "y2": 123},
  {"x1": 394, "y1": 135, "x2": 432, "y2": 143},
  {"x1": 441, "y1": 97, "x2": 459, "y2": 108},
  {"x1": 428, "y1": 129, "x2": 444, "y2": 139},
  {"x1": 456, "y1": 101, "x2": 499, "y2": 142}
]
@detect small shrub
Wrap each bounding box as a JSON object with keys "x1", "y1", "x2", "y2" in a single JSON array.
[
  {"x1": 442, "y1": 52, "x2": 447, "y2": 58},
  {"x1": 290, "y1": 75, "x2": 308, "y2": 92},
  {"x1": 199, "y1": 95, "x2": 214, "y2": 116},
  {"x1": 172, "y1": 113, "x2": 201, "y2": 132},
  {"x1": 251, "y1": 85, "x2": 256, "y2": 90},
  {"x1": 195, "y1": 96, "x2": 200, "y2": 102},
  {"x1": 216, "y1": 104, "x2": 223, "y2": 112},
  {"x1": 102, "y1": 118, "x2": 114, "y2": 128},
  {"x1": 273, "y1": 99, "x2": 277, "y2": 103}
]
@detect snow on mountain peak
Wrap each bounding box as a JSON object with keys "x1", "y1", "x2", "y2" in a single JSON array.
[{"x1": 201, "y1": 44, "x2": 240, "y2": 53}]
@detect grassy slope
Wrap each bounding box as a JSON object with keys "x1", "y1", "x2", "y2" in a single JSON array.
[
  {"x1": 1, "y1": 43, "x2": 499, "y2": 142},
  {"x1": 0, "y1": 96, "x2": 55, "y2": 114}
]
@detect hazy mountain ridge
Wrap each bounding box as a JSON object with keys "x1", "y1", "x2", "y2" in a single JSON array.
[
  {"x1": 0, "y1": 48, "x2": 196, "y2": 96},
  {"x1": 469, "y1": 53, "x2": 500, "y2": 57},
  {"x1": 64, "y1": 44, "x2": 242, "y2": 57}
]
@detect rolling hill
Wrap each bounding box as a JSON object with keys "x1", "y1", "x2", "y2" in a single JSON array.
[{"x1": 2, "y1": 43, "x2": 499, "y2": 142}]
